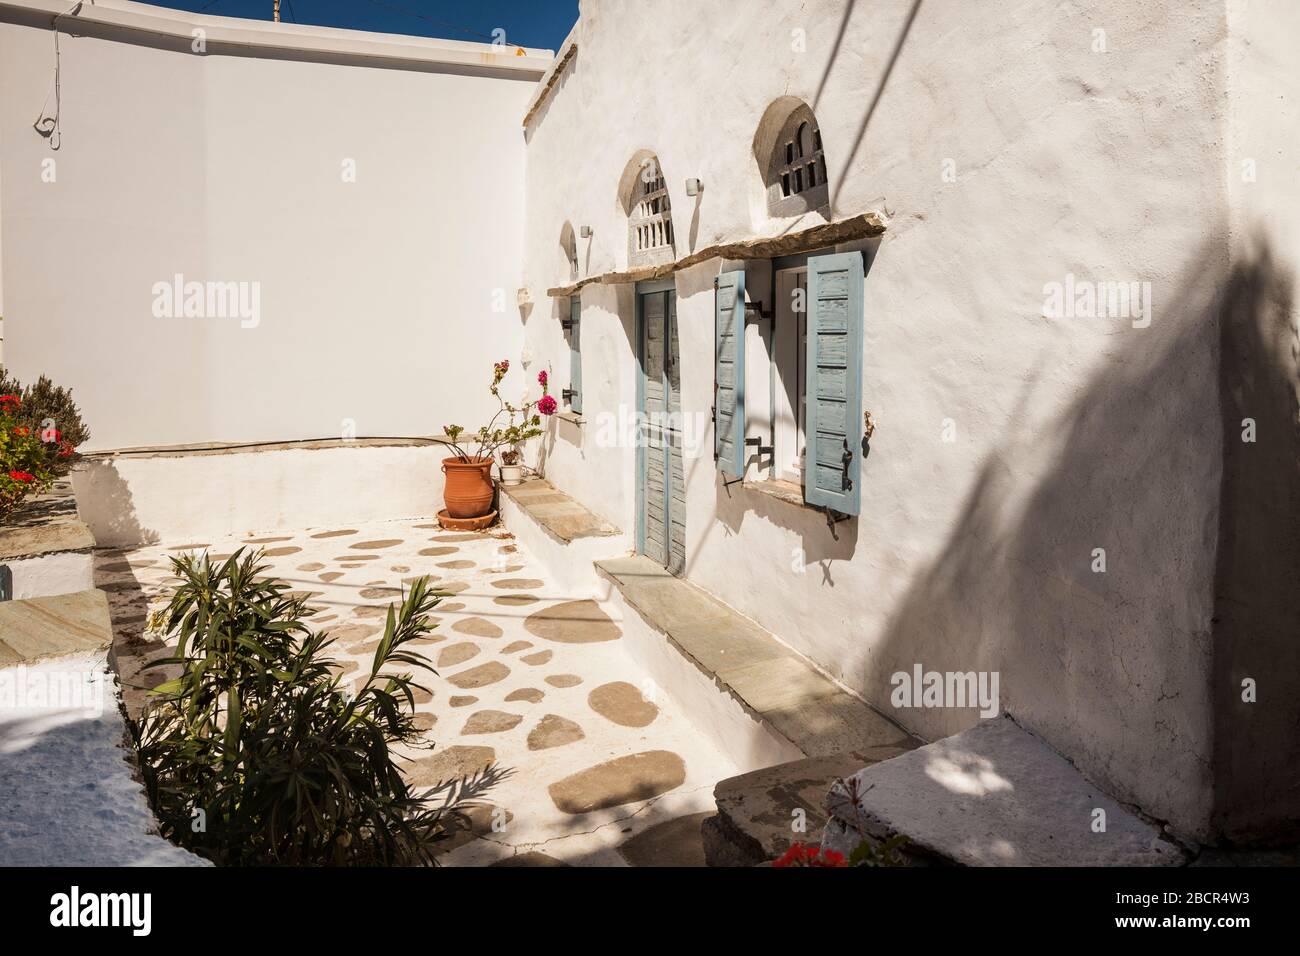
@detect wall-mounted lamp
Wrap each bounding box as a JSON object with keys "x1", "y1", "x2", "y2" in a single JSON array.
[
  {"x1": 579, "y1": 225, "x2": 593, "y2": 238},
  {"x1": 685, "y1": 178, "x2": 703, "y2": 197},
  {"x1": 516, "y1": 287, "x2": 533, "y2": 307}
]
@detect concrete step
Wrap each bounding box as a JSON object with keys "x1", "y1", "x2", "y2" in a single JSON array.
[
  {"x1": 595, "y1": 555, "x2": 914, "y2": 761},
  {"x1": 820, "y1": 716, "x2": 1189, "y2": 867},
  {"x1": 0, "y1": 484, "x2": 96, "y2": 600},
  {"x1": 498, "y1": 477, "x2": 628, "y2": 597}
]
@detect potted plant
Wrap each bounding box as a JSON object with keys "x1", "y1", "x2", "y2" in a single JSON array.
[
  {"x1": 442, "y1": 361, "x2": 556, "y2": 518},
  {"x1": 499, "y1": 447, "x2": 524, "y2": 486}
]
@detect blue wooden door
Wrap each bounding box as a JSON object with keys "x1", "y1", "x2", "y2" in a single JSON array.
[{"x1": 637, "y1": 285, "x2": 684, "y2": 573}]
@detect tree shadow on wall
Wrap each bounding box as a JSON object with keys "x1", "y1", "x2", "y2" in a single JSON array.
[{"x1": 864, "y1": 232, "x2": 1299, "y2": 847}]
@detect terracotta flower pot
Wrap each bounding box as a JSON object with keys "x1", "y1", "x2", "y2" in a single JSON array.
[{"x1": 442, "y1": 456, "x2": 495, "y2": 518}]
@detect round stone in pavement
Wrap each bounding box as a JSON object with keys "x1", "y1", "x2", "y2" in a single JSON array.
[
  {"x1": 431, "y1": 533, "x2": 487, "y2": 543},
  {"x1": 544, "y1": 674, "x2": 582, "y2": 688},
  {"x1": 447, "y1": 661, "x2": 510, "y2": 689},
  {"x1": 245, "y1": 535, "x2": 294, "y2": 544},
  {"x1": 490, "y1": 852, "x2": 570, "y2": 867},
  {"x1": 526, "y1": 714, "x2": 584, "y2": 751},
  {"x1": 461, "y1": 710, "x2": 524, "y2": 734},
  {"x1": 412, "y1": 713, "x2": 437, "y2": 732},
  {"x1": 588, "y1": 681, "x2": 660, "y2": 728},
  {"x1": 501, "y1": 640, "x2": 533, "y2": 654},
  {"x1": 310, "y1": 529, "x2": 357, "y2": 538},
  {"x1": 449, "y1": 695, "x2": 478, "y2": 707},
  {"x1": 331, "y1": 622, "x2": 381, "y2": 644},
  {"x1": 521, "y1": 650, "x2": 553, "y2": 666},
  {"x1": 437, "y1": 642, "x2": 480, "y2": 668},
  {"x1": 452, "y1": 617, "x2": 503, "y2": 639},
  {"x1": 354, "y1": 605, "x2": 390, "y2": 619},
  {"x1": 494, "y1": 594, "x2": 539, "y2": 607},
  {"x1": 359, "y1": 586, "x2": 401, "y2": 600},
  {"x1": 437, "y1": 560, "x2": 475, "y2": 570},
  {"x1": 491, "y1": 578, "x2": 544, "y2": 590},
  {"x1": 298, "y1": 562, "x2": 326, "y2": 572},
  {"x1": 410, "y1": 685, "x2": 434, "y2": 704},
  {"x1": 419, "y1": 546, "x2": 458, "y2": 557},
  {"x1": 524, "y1": 600, "x2": 622, "y2": 644},
  {"x1": 403, "y1": 745, "x2": 495, "y2": 788},
  {"x1": 547, "y1": 751, "x2": 687, "y2": 815},
  {"x1": 264, "y1": 546, "x2": 302, "y2": 557},
  {"x1": 319, "y1": 571, "x2": 344, "y2": 583},
  {"x1": 436, "y1": 581, "x2": 471, "y2": 595},
  {"x1": 505, "y1": 687, "x2": 544, "y2": 703},
  {"x1": 617, "y1": 811, "x2": 711, "y2": 867},
  {"x1": 351, "y1": 539, "x2": 404, "y2": 550}
]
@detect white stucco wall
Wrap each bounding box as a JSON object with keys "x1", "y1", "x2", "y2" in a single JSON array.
[
  {"x1": 520, "y1": 0, "x2": 1241, "y2": 840},
  {"x1": 0, "y1": 0, "x2": 549, "y2": 451}
]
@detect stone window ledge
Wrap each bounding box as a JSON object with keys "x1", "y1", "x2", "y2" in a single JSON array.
[
  {"x1": 742, "y1": 478, "x2": 814, "y2": 511},
  {"x1": 556, "y1": 411, "x2": 584, "y2": 426}
]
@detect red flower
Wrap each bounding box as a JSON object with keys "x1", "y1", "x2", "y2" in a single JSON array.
[
  {"x1": 537, "y1": 395, "x2": 558, "y2": 416},
  {"x1": 817, "y1": 849, "x2": 848, "y2": 867},
  {"x1": 8, "y1": 470, "x2": 35, "y2": 482},
  {"x1": 537, "y1": 370, "x2": 548, "y2": 387},
  {"x1": 41, "y1": 427, "x2": 61, "y2": 443},
  {"x1": 12, "y1": 426, "x2": 28, "y2": 437},
  {"x1": 0, "y1": 394, "x2": 19, "y2": 405}
]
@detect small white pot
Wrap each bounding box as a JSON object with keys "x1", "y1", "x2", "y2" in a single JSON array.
[{"x1": 499, "y1": 464, "x2": 524, "y2": 486}]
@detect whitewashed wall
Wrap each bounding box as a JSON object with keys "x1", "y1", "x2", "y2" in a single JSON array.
[
  {"x1": 517, "y1": 0, "x2": 1292, "y2": 843},
  {"x1": 0, "y1": 0, "x2": 548, "y2": 450}
]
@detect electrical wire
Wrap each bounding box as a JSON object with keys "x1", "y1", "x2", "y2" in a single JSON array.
[{"x1": 32, "y1": 0, "x2": 84, "y2": 151}]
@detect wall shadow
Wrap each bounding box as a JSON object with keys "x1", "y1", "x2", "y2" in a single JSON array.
[{"x1": 864, "y1": 232, "x2": 1298, "y2": 845}]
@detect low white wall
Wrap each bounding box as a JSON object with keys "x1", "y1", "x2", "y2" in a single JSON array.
[
  {"x1": 0, "y1": 0, "x2": 549, "y2": 451},
  {"x1": 498, "y1": 488, "x2": 629, "y2": 598},
  {"x1": 73, "y1": 443, "x2": 451, "y2": 546}
]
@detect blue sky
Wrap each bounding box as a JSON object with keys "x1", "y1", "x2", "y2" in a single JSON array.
[{"x1": 153, "y1": 0, "x2": 579, "y2": 53}]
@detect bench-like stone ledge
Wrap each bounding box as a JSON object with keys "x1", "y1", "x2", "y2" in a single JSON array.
[{"x1": 821, "y1": 716, "x2": 1188, "y2": 867}]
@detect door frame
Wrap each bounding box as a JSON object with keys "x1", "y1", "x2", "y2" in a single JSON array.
[{"x1": 634, "y1": 277, "x2": 678, "y2": 563}]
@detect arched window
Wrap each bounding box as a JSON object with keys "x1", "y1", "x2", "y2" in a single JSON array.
[
  {"x1": 626, "y1": 156, "x2": 675, "y2": 267},
  {"x1": 761, "y1": 102, "x2": 829, "y2": 217}
]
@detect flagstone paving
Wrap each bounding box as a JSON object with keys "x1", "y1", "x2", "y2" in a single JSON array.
[{"x1": 95, "y1": 518, "x2": 738, "y2": 866}]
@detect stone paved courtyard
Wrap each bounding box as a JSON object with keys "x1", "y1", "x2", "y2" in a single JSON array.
[{"x1": 94, "y1": 518, "x2": 739, "y2": 866}]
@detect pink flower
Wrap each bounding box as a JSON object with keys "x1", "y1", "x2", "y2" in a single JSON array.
[
  {"x1": 537, "y1": 370, "x2": 548, "y2": 387},
  {"x1": 537, "y1": 395, "x2": 558, "y2": 416}
]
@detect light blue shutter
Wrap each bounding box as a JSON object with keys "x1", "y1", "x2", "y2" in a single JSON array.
[
  {"x1": 714, "y1": 271, "x2": 746, "y2": 477},
  {"x1": 804, "y1": 252, "x2": 863, "y2": 514},
  {"x1": 568, "y1": 296, "x2": 582, "y2": 414}
]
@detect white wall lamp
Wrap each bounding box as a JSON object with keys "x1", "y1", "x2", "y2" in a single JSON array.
[
  {"x1": 685, "y1": 178, "x2": 703, "y2": 197},
  {"x1": 579, "y1": 225, "x2": 593, "y2": 238}
]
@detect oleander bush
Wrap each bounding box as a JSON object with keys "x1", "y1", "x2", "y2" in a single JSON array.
[{"x1": 133, "y1": 549, "x2": 499, "y2": 866}]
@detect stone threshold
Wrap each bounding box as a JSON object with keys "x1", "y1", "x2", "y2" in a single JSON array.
[
  {"x1": 500, "y1": 476, "x2": 620, "y2": 543},
  {"x1": 0, "y1": 588, "x2": 112, "y2": 665},
  {"x1": 0, "y1": 483, "x2": 95, "y2": 562},
  {"x1": 594, "y1": 555, "x2": 914, "y2": 758},
  {"x1": 821, "y1": 716, "x2": 1189, "y2": 867}
]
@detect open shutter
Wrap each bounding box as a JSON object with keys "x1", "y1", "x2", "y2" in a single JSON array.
[
  {"x1": 568, "y1": 296, "x2": 582, "y2": 414},
  {"x1": 714, "y1": 270, "x2": 746, "y2": 477},
  {"x1": 804, "y1": 252, "x2": 863, "y2": 514}
]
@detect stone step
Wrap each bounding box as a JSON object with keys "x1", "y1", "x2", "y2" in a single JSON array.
[
  {"x1": 0, "y1": 588, "x2": 112, "y2": 666},
  {"x1": 702, "y1": 745, "x2": 915, "y2": 866},
  {"x1": 0, "y1": 484, "x2": 96, "y2": 600},
  {"x1": 820, "y1": 716, "x2": 1189, "y2": 867},
  {"x1": 594, "y1": 555, "x2": 914, "y2": 759},
  {"x1": 499, "y1": 477, "x2": 628, "y2": 597}
]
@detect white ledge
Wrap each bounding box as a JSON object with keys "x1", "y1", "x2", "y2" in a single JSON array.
[{"x1": 0, "y1": 0, "x2": 553, "y2": 76}]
